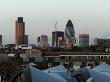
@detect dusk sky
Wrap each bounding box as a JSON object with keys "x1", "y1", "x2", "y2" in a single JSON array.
[{"x1": 0, "y1": 0, "x2": 110, "y2": 44}]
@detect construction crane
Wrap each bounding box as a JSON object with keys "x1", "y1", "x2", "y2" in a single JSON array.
[
  {"x1": 54, "y1": 22, "x2": 58, "y2": 47},
  {"x1": 55, "y1": 21, "x2": 57, "y2": 31}
]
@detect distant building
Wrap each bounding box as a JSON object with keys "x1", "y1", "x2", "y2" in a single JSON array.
[
  {"x1": 0, "y1": 35, "x2": 2, "y2": 45},
  {"x1": 37, "y1": 35, "x2": 49, "y2": 48},
  {"x1": 5, "y1": 44, "x2": 15, "y2": 48},
  {"x1": 65, "y1": 20, "x2": 75, "y2": 37},
  {"x1": 52, "y1": 31, "x2": 64, "y2": 47},
  {"x1": 94, "y1": 38, "x2": 110, "y2": 46},
  {"x1": 15, "y1": 17, "x2": 25, "y2": 46},
  {"x1": 64, "y1": 39, "x2": 73, "y2": 47},
  {"x1": 79, "y1": 34, "x2": 89, "y2": 47},
  {"x1": 65, "y1": 20, "x2": 76, "y2": 46},
  {"x1": 23, "y1": 35, "x2": 28, "y2": 45},
  {"x1": 25, "y1": 49, "x2": 42, "y2": 58}
]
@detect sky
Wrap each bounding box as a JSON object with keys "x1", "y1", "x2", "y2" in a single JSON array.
[{"x1": 0, "y1": 0, "x2": 110, "y2": 44}]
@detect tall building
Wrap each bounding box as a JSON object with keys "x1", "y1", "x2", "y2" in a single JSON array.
[
  {"x1": 0, "y1": 35, "x2": 2, "y2": 45},
  {"x1": 37, "y1": 35, "x2": 49, "y2": 48},
  {"x1": 65, "y1": 20, "x2": 75, "y2": 38},
  {"x1": 79, "y1": 34, "x2": 89, "y2": 47},
  {"x1": 65, "y1": 20, "x2": 76, "y2": 46},
  {"x1": 15, "y1": 17, "x2": 25, "y2": 46},
  {"x1": 52, "y1": 31, "x2": 64, "y2": 47},
  {"x1": 23, "y1": 35, "x2": 28, "y2": 45}
]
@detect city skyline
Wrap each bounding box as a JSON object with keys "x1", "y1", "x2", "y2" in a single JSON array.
[{"x1": 0, "y1": 0, "x2": 110, "y2": 44}]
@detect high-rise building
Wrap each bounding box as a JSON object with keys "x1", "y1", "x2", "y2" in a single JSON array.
[
  {"x1": 15, "y1": 17, "x2": 25, "y2": 46},
  {"x1": 65, "y1": 20, "x2": 75, "y2": 38},
  {"x1": 65, "y1": 20, "x2": 76, "y2": 46},
  {"x1": 79, "y1": 34, "x2": 89, "y2": 47},
  {"x1": 37, "y1": 35, "x2": 49, "y2": 48},
  {"x1": 0, "y1": 35, "x2": 2, "y2": 45},
  {"x1": 23, "y1": 35, "x2": 28, "y2": 45},
  {"x1": 52, "y1": 31, "x2": 64, "y2": 47}
]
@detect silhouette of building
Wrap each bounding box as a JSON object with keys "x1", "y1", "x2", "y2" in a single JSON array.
[
  {"x1": 15, "y1": 17, "x2": 25, "y2": 46},
  {"x1": 52, "y1": 31, "x2": 64, "y2": 47},
  {"x1": 65, "y1": 20, "x2": 76, "y2": 46},
  {"x1": 37, "y1": 35, "x2": 49, "y2": 48},
  {"x1": 0, "y1": 35, "x2": 2, "y2": 45},
  {"x1": 23, "y1": 35, "x2": 28, "y2": 45},
  {"x1": 65, "y1": 20, "x2": 75, "y2": 38},
  {"x1": 79, "y1": 34, "x2": 89, "y2": 47}
]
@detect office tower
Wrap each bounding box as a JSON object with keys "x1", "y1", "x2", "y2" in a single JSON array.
[
  {"x1": 65, "y1": 20, "x2": 75, "y2": 38},
  {"x1": 0, "y1": 35, "x2": 2, "y2": 45},
  {"x1": 15, "y1": 17, "x2": 25, "y2": 46},
  {"x1": 23, "y1": 35, "x2": 28, "y2": 45},
  {"x1": 37, "y1": 35, "x2": 49, "y2": 48},
  {"x1": 52, "y1": 31, "x2": 64, "y2": 47},
  {"x1": 79, "y1": 34, "x2": 89, "y2": 47},
  {"x1": 65, "y1": 20, "x2": 76, "y2": 46}
]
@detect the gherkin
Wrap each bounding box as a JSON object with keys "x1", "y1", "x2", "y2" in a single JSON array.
[{"x1": 65, "y1": 20, "x2": 75, "y2": 38}]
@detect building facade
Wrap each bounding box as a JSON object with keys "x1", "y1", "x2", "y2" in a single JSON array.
[
  {"x1": 79, "y1": 34, "x2": 89, "y2": 47},
  {"x1": 25, "y1": 49, "x2": 42, "y2": 58},
  {"x1": 0, "y1": 35, "x2": 2, "y2": 45},
  {"x1": 65, "y1": 20, "x2": 76, "y2": 46},
  {"x1": 60, "y1": 53, "x2": 110, "y2": 68},
  {"x1": 65, "y1": 20, "x2": 75, "y2": 38},
  {"x1": 23, "y1": 35, "x2": 28, "y2": 45},
  {"x1": 15, "y1": 17, "x2": 25, "y2": 46},
  {"x1": 37, "y1": 35, "x2": 49, "y2": 48},
  {"x1": 52, "y1": 31, "x2": 64, "y2": 47}
]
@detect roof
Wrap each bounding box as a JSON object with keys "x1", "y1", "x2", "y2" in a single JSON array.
[
  {"x1": 89, "y1": 70, "x2": 110, "y2": 82},
  {"x1": 43, "y1": 65, "x2": 68, "y2": 73},
  {"x1": 28, "y1": 65, "x2": 77, "y2": 82},
  {"x1": 88, "y1": 64, "x2": 110, "y2": 82},
  {"x1": 92, "y1": 63, "x2": 110, "y2": 73},
  {"x1": 43, "y1": 65, "x2": 77, "y2": 82},
  {"x1": 29, "y1": 66, "x2": 59, "y2": 82}
]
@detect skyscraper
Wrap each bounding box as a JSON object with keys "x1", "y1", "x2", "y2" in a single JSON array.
[
  {"x1": 23, "y1": 35, "x2": 28, "y2": 45},
  {"x1": 65, "y1": 20, "x2": 75, "y2": 38},
  {"x1": 65, "y1": 20, "x2": 76, "y2": 47},
  {"x1": 79, "y1": 34, "x2": 89, "y2": 47},
  {"x1": 52, "y1": 31, "x2": 64, "y2": 47},
  {"x1": 15, "y1": 17, "x2": 25, "y2": 46},
  {"x1": 0, "y1": 35, "x2": 2, "y2": 45},
  {"x1": 37, "y1": 35, "x2": 49, "y2": 48}
]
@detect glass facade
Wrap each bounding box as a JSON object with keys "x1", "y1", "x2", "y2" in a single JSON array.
[{"x1": 65, "y1": 20, "x2": 75, "y2": 38}]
